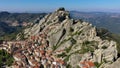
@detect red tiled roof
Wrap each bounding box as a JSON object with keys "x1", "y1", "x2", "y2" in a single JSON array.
[
  {"x1": 33, "y1": 66, "x2": 40, "y2": 68},
  {"x1": 86, "y1": 61, "x2": 95, "y2": 67},
  {"x1": 31, "y1": 36, "x2": 36, "y2": 40},
  {"x1": 56, "y1": 59, "x2": 65, "y2": 65},
  {"x1": 40, "y1": 50, "x2": 45, "y2": 54},
  {"x1": 80, "y1": 60, "x2": 95, "y2": 68}
]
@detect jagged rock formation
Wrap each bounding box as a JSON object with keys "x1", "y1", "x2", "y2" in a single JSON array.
[
  {"x1": 105, "y1": 58, "x2": 120, "y2": 68},
  {"x1": 15, "y1": 8, "x2": 119, "y2": 68},
  {"x1": 98, "y1": 58, "x2": 120, "y2": 68}
]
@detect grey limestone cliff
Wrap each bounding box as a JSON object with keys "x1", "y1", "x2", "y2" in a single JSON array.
[{"x1": 20, "y1": 8, "x2": 118, "y2": 68}]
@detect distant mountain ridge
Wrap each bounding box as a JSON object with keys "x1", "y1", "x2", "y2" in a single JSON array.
[
  {"x1": 0, "y1": 11, "x2": 46, "y2": 40},
  {"x1": 0, "y1": 11, "x2": 120, "y2": 34},
  {"x1": 0, "y1": 11, "x2": 46, "y2": 26},
  {"x1": 70, "y1": 11, "x2": 120, "y2": 34}
]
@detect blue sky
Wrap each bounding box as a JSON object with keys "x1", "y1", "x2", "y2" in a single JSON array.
[{"x1": 0, "y1": 0, "x2": 120, "y2": 12}]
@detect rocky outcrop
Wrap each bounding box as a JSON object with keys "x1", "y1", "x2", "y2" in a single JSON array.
[
  {"x1": 99, "y1": 58, "x2": 120, "y2": 68},
  {"x1": 18, "y1": 8, "x2": 119, "y2": 68},
  {"x1": 106, "y1": 58, "x2": 120, "y2": 68}
]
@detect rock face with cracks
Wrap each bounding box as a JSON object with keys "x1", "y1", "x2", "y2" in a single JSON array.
[{"x1": 16, "y1": 8, "x2": 118, "y2": 68}]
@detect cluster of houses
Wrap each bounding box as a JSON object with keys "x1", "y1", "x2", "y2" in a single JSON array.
[
  {"x1": 0, "y1": 32, "x2": 66, "y2": 68},
  {"x1": 0, "y1": 31, "x2": 96, "y2": 68}
]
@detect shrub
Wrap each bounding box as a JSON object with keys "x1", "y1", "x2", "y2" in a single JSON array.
[
  {"x1": 65, "y1": 45, "x2": 73, "y2": 53},
  {"x1": 101, "y1": 46, "x2": 107, "y2": 49},
  {"x1": 52, "y1": 45, "x2": 57, "y2": 51},
  {"x1": 94, "y1": 62, "x2": 102, "y2": 68},
  {"x1": 0, "y1": 49, "x2": 14, "y2": 67},
  {"x1": 66, "y1": 64, "x2": 72, "y2": 68},
  {"x1": 69, "y1": 27, "x2": 74, "y2": 32},
  {"x1": 80, "y1": 41, "x2": 95, "y2": 54},
  {"x1": 64, "y1": 55, "x2": 70, "y2": 62},
  {"x1": 71, "y1": 38, "x2": 76, "y2": 45}
]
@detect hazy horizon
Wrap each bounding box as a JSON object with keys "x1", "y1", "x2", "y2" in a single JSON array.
[{"x1": 0, "y1": 0, "x2": 120, "y2": 13}]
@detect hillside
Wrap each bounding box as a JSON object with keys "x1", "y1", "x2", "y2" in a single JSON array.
[
  {"x1": 0, "y1": 12, "x2": 46, "y2": 26},
  {"x1": 4, "y1": 8, "x2": 118, "y2": 68},
  {"x1": 0, "y1": 8, "x2": 120, "y2": 68},
  {"x1": 70, "y1": 11, "x2": 120, "y2": 34},
  {"x1": 0, "y1": 12, "x2": 46, "y2": 40},
  {"x1": 0, "y1": 22, "x2": 15, "y2": 36}
]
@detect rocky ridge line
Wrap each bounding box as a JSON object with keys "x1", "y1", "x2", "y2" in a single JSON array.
[
  {"x1": 0, "y1": 8, "x2": 119, "y2": 68},
  {"x1": 23, "y1": 8, "x2": 119, "y2": 68}
]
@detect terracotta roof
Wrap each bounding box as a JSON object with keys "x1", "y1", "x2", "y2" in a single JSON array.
[
  {"x1": 40, "y1": 50, "x2": 45, "y2": 55},
  {"x1": 86, "y1": 61, "x2": 95, "y2": 67},
  {"x1": 33, "y1": 66, "x2": 40, "y2": 68},
  {"x1": 31, "y1": 36, "x2": 36, "y2": 40},
  {"x1": 80, "y1": 60, "x2": 95, "y2": 68},
  {"x1": 56, "y1": 59, "x2": 65, "y2": 65}
]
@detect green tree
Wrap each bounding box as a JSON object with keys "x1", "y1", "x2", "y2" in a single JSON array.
[{"x1": 0, "y1": 49, "x2": 14, "y2": 67}]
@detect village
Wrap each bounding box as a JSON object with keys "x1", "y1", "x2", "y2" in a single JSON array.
[{"x1": 0, "y1": 30, "x2": 96, "y2": 68}]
